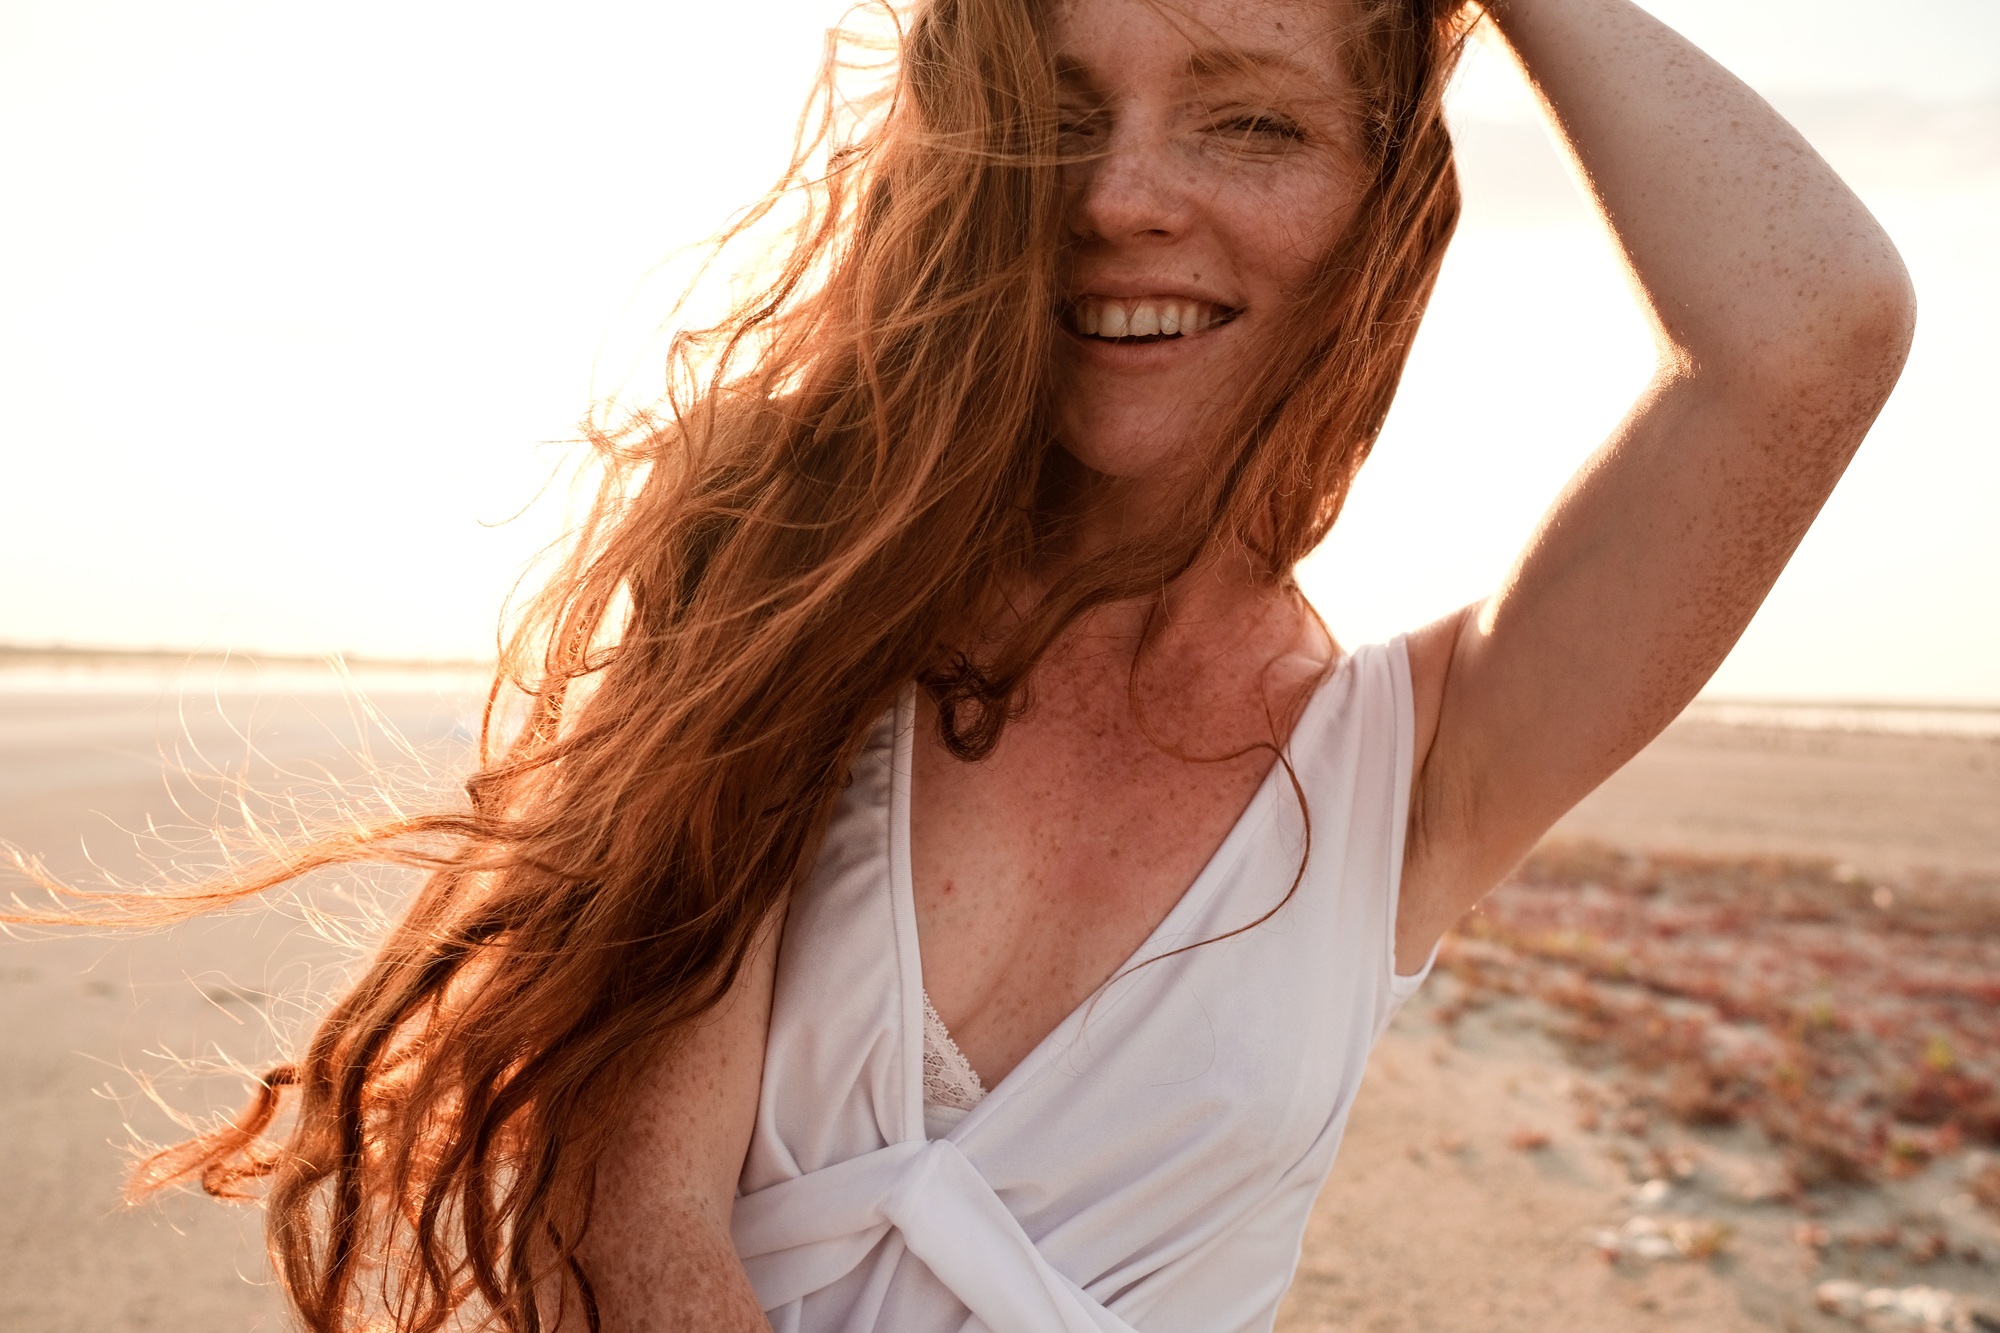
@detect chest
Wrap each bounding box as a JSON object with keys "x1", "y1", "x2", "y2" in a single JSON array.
[{"x1": 908, "y1": 656, "x2": 1316, "y2": 1088}]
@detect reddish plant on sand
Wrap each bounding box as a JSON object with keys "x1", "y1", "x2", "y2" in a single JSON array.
[{"x1": 1438, "y1": 843, "x2": 2000, "y2": 1190}]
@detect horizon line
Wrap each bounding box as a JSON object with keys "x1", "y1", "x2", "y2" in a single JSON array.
[
  {"x1": 2, "y1": 642, "x2": 1995, "y2": 712},
  {"x1": 0, "y1": 642, "x2": 491, "y2": 671}
]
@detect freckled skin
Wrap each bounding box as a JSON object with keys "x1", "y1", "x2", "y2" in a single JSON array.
[
  {"x1": 913, "y1": 0, "x2": 1366, "y2": 1086},
  {"x1": 1048, "y1": 0, "x2": 1366, "y2": 492},
  {"x1": 1395, "y1": 0, "x2": 1913, "y2": 970},
  {"x1": 567, "y1": 0, "x2": 1914, "y2": 1323},
  {"x1": 913, "y1": 576, "x2": 1332, "y2": 1086}
]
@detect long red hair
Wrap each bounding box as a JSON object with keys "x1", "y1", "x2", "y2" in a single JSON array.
[{"x1": 11, "y1": 1, "x2": 1469, "y2": 1327}]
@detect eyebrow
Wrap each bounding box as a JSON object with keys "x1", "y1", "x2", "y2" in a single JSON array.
[
  {"x1": 1182, "y1": 47, "x2": 1322, "y2": 83},
  {"x1": 1054, "y1": 45, "x2": 1327, "y2": 94}
]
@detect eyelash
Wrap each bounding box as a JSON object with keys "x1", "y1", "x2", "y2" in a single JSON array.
[
  {"x1": 1053, "y1": 109, "x2": 1308, "y2": 145},
  {"x1": 1058, "y1": 109, "x2": 1107, "y2": 139},
  {"x1": 1212, "y1": 113, "x2": 1306, "y2": 143}
]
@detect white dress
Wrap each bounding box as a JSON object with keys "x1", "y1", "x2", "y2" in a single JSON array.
[{"x1": 733, "y1": 638, "x2": 1434, "y2": 1333}]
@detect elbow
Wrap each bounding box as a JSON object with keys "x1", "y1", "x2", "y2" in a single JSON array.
[
  {"x1": 1832, "y1": 264, "x2": 1916, "y2": 449},
  {"x1": 1835, "y1": 247, "x2": 1918, "y2": 395},
  {"x1": 1722, "y1": 244, "x2": 1918, "y2": 436},
  {"x1": 1817, "y1": 217, "x2": 1919, "y2": 383}
]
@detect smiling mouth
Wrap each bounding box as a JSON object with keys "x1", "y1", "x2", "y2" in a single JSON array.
[{"x1": 1065, "y1": 295, "x2": 1240, "y2": 343}]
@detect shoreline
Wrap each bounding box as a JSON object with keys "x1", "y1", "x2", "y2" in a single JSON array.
[
  {"x1": 0, "y1": 646, "x2": 492, "y2": 697},
  {"x1": 4, "y1": 641, "x2": 1993, "y2": 716}
]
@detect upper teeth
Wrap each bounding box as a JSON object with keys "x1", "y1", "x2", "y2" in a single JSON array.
[{"x1": 1071, "y1": 297, "x2": 1229, "y2": 339}]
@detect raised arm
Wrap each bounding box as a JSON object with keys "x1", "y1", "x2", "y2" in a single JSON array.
[
  {"x1": 546, "y1": 916, "x2": 781, "y2": 1331},
  {"x1": 1396, "y1": 0, "x2": 1915, "y2": 967}
]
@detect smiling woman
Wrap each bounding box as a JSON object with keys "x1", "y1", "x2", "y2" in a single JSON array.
[
  {"x1": 1051, "y1": 13, "x2": 1375, "y2": 483},
  {"x1": 11, "y1": 0, "x2": 1915, "y2": 1329}
]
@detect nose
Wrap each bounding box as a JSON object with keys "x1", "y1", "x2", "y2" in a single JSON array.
[{"x1": 1066, "y1": 118, "x2": 1189, "y2": 243}]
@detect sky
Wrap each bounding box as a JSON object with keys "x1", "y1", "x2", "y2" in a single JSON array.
[{"x1": 1, "y1": 0, "x2": 1995, "y2": 700}]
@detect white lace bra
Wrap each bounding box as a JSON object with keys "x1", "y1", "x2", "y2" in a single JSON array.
[{"x1": 920, "y1": 990, "x2": 986, "y2": 1138}]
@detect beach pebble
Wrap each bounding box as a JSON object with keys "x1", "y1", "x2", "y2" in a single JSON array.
[
  {"x1": 1813, "y1": 1280, "x2": 1987, "y2": 1331},
  {"x1": 1592, "y1": 1214, "x2": 1730, "y2": 1263}
]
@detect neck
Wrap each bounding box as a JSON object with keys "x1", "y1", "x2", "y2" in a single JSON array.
[
  {"x1": 1019, "y1": 545, "x2": 1333, "y2": 762},
  {"x1": 1048, "y1": 453, "x2": 1194, "y2": 567},
  {"x1": 1035, "y1": 542, "x2": 1296, "y2": 671},
  {"x1": 943, "y1": 448, "x2": 1320, "y2": 694}
]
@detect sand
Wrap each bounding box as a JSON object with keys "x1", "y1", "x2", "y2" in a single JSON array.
[
  {"x1": 1, "y1": 685, "x2": 1994, "y2": 1331},
  {"x1": 0, "y1": 683, "x2": 471, "y2": 1331},
  {"x1": 1280, "y1": 991, "x2": 1787, "y2": 1332},
  {"x1": 1278, "y1": 852, "x2": 2000, "y2": 1333},
  {"x1": 1276, "y1": 714, "x2": 2000, "y2": 1333},
  {"x1": 1548, "y1": 716, "x2": 2000, "y2": 879}
]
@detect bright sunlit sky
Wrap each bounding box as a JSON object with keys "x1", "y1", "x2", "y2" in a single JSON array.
[{"x1": 2, "y1": 0, "x2": 1995, "y2": 700}]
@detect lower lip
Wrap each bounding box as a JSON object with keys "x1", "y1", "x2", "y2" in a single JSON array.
[{"x1": 1059, "y1": 316, "x2": 1239, "y2": 368}]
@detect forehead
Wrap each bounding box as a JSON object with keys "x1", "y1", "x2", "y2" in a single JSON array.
[{"x1": 1052, "y1": 0, "x2": 1349, "y2": 93}]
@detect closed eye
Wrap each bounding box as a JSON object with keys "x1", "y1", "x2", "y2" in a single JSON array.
[
  {"x1": 1212, "y1": 113, "x2": 1307, "y2": 143},
  {"x1": 1058, "y1": 103, "x2": 1112, "y2": 151},
  {"x1": 1055, "y1": 79, "x2": 1110, "y2": 123}
]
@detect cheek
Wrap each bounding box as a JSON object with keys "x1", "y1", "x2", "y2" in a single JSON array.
[{"x1": 1222, "y1": 171, "x2": 1363, "y2": 296}]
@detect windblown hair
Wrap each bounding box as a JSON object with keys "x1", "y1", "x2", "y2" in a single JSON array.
[{"x1": 22, "y1": 0, "x2": 1469, "y2": 1327}]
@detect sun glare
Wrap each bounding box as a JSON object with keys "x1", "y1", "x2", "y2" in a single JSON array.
[{"x1": 0, "y1": 0, "x2": 1993, "y2": 699}]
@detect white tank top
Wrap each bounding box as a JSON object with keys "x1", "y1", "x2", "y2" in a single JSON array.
[{"x1": 734, "y1": 638, "x2": 1434, "y2": 1333}]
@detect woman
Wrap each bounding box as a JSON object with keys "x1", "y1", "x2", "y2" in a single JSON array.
[{"x1": 68, "y1": 0, "x2": 1911, "y2": 1327}]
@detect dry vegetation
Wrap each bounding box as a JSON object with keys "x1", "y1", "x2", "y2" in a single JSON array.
[{"x1": 1440, "y1": 843, "x2": 2000, "y2": 1195}]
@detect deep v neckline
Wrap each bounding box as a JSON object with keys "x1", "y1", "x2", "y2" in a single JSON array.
[{"x1": 884, "y1": 658, "x2": 1349, "y2": 1139}]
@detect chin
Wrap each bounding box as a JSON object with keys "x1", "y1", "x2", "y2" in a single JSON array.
[
  {"x1": 1054, "y1": 409, "x2": 1211, "y2": 484},
  {"x1": 1057, "y1": 437, "x2": 1176, "y2": 482}
]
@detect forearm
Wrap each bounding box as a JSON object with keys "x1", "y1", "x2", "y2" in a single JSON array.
[{"x1": 1481, "y1": 0, "x2": 1912, "y2": 384}]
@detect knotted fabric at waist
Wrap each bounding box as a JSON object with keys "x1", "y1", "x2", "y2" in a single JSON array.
[{"x1": 732, "y1": 1137, "x2": 1140, "y2": 1333}]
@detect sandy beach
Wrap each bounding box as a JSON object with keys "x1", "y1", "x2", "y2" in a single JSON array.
[
  {"x1": 2, "y1": 678, "x2": 1995, "y2": 1331},
  {"x1": 0, "y1": 677, "x2": 475, "y2": 1331},
  {"x1": 1279, "y1": 713, "x2": 2000, "y2": 1333}
]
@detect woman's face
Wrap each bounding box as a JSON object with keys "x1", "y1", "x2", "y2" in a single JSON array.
[{"x1": 1051, "y1": 0, "x2": 1366, "y2": 490}]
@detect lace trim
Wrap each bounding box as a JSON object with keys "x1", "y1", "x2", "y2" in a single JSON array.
[{"x1": 921, "y1": 991, "x2": 987, "y2": 1112}]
